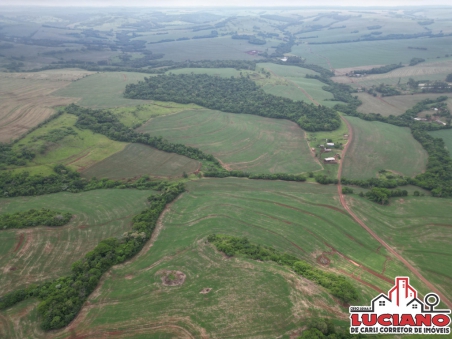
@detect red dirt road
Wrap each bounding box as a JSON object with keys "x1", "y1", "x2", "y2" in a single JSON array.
[{"x1": 337, "y1": 116, "x2": 452, "y2": 309}]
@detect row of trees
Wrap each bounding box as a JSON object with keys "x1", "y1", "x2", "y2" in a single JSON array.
[
  {"x1": 207, "y1": 234, "x2": 358, "y2": 304},
  {"x1": 0, "y1": 164, "x2": 174, "y2": 198},
  {"x1": 0, "y1": 182, "x2": 186, "y2": 330},
  {"x1": 123, "y1": 74, "x2": 341, "y2": 131},
  {"x1": 204, "y1": 169, "x2": 307, "y2": 182},
  {"x1": 65, "y1": 104, "x2": 221, "y2": 167},
  {"x1": 0, "y1": 208, "x2": 72, "y2": 229},
  {"x1": 353, "y1": 63, "x2": 403, "y2": 75}
]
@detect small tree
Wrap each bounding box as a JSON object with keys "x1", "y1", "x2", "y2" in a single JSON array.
[{"x1": 342, "y1": 187, "x2": 354, "y2": 194}]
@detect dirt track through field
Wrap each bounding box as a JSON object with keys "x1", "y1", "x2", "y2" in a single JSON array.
[{"x1": 338, "y1": 116, "x2": 452, "y2": 308}]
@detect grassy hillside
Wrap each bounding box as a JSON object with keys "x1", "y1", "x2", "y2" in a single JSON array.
[
  {"x1": 138, "y1": 109, "x2": 322, "y2": 174},
  {"x1": 11, "y1": 113, "x2": 127, "y2": 176},
  {"x1": 347, "y1": 194, "x2": 452, "y2": 302},
  {"x1": 0, "y1": 189, "x2": 150, "y2": 294},
  {"x1": 342, "y1": 116, "x2": 428, "y2": 179},
  {"x1": 55, "y1": 72, "x2": 153, "y2": 108},
  {"x1": 2, "y1": 178, "x2": 426, "y2": 339},
  {"x1": 258, "y1": 63, "x2": 336, "y2": 107},
  {"x1": 82, "y1": 143, "x2": 200, "y2": 179}
]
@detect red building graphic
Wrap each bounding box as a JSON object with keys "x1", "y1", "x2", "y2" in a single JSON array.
[{"x1": 388, "y1": 277, "x2": 417, "y2": 306}]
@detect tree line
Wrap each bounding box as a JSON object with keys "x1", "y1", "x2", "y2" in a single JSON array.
[
  {"x1": 0, "y1": 208, "x2": 72, "y2": 230},
  {"x1": 352, "y1": 63, "x2": 403, "y2": 75},
  {"x1": 123, "y1": 73, "x2": 341, "y2": 132},
  {"x1": 65, "y1": 104, "x2": 221, "y2": 167},
  {"x1": 207, "y1": 234, "x2": 358, "y2": 304},
  {"x1": 0, "y1": 164, "x2": 173, "y2": 198},
  {"x1": 0, "y1": 182, "x2": 186, "y2": 330}
]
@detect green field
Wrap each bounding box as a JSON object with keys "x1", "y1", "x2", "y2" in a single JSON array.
[
  {"x1": 348, "y1": 194, "x2": 452, "y2": 301},
  {"x1": 342, "y1": 116, "x2": 428, "y2": 179},
  {"x1": 2, "y1": 179, "x2": 426, "y2": 339},
  {"x1": 82, "y1": 143, "x2": 200, "y2": 179},
  {"x1": 109, "y1": 102, "x2": 201, "y2": 127},
  {"x1": 11, "y1": 113, "x2": 127, "y2": 176},
  {"x1": 292, "y1": 36, "x2": 452, "y2": 69},
  {"x1": 147, "y1": 36, "x2": 274, "y2": 62},
  {"x1": 138, "y1": 109, "x2": 322, "y2": 174},
  {"x1": 429, "y1": 129, "x2": 452, "y2": 157},
  {"x1": 55, "y1": 72, "x2": 154, "y2": 108},
  {"x1": 0, "y1": 189, "x2": 150, "y2": 294},
  {"x1": 257, "y1": 63, "x2": 336, "y2": 107}
]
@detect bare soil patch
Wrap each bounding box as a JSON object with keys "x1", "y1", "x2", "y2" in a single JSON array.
[
  {"x1": 160, "y1": 270, "x2": 186, "y2": 286},
  {"x1": 0, "y1": 70, "x2": 92, "y2": 142},
  {"x1": 200, "y1": 288, "x2": 212, "y2": 294},
  {"x1": 316, "y1": 254, "x2": 331, "y2": 266}
]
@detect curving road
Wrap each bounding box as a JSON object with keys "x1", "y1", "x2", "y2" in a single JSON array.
[{"x1": 337, "y1": 116, "x2": 452, "y2": 309}]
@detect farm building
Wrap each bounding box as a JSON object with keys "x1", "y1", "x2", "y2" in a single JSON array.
[
  {"x1": 326, "y1": 142, "x2": 335, "y2": 147},
  {"x1": 324, "y1": 157, "x2": 337, "y2": 164},
  {"x1": 323, "y1": 148, "x2": 332, "y2": 153}
]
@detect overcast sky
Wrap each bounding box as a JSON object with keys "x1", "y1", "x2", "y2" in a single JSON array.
[{"x1": 1, "y1": 0, "x2": 451, "y2": 7}]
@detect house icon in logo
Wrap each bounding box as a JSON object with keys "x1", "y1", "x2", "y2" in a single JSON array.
[{"x1": 350, "y1": 276, "x2": 451, "y2": 334}]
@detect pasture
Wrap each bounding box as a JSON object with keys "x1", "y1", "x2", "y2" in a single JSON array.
[
  {"x1": 292, "y1": 36, "x2": 452, "y2": 69},
  {"x1": 1, "y1": 179, "x2": 424, "y2": 339},
  {"x1": 257, "y1": 63, "x2": 336, "y2": 107},
  {"x1": 342, "y1": 116, "x2": 428, "y2": 179},
  {"x1": 82, "y1": 143, "x2": 200, "y2": 180},
  {"x1": 11, "y1": 113, "x2": 127, "y2": 176},
  {"x1": 429, "y1": 129, "x2": 452, "y2": 157},
  {"x1": 347, "y1": 194, "x2": 452, "y2": 302},
  {"x1": 138, "y1": 109, "x2": 322, "y2": 174},
  {"x1": 0, "y1": 70, "x2": 91, "y2": 142},
  {"x1": 54, "y1": 72, "x2": 154, "y2": 108},
  {"x1": 355, "y1": 93, "x2": 451, "y2": 116},
  {"x1": 0, "y1": 189, "x2": 150, "y2": 294}
]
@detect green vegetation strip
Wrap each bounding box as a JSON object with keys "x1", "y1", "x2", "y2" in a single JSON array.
[
  {"x1": 123, "y1": 73, "x2": 341, "y2": 131},
  {"x1": 0, "y1": 164, "x2": 167, "y2": 198},
  {"x1": 0, "y1": 208, "x2": 72, "y2": 230},
  {"x1": 65, "y1": 104, "x2": 221, "y2": 168},
  {"x1": 207, "y1": 234, "x2": 358, "y2": 304},
  {"x1": 0, "y1": 182, "x2": 185, "y2": 330}
]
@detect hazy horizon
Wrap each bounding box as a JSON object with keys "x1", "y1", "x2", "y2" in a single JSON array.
[{"x1": 1, "y1": 0, "x2": 452, "y2": 7}]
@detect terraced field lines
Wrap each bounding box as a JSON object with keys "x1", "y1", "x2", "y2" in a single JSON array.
[
  {"x1": 82, "y1": 143, "x2": 200, "y2": 179},
  {"x1": 0, "y1": 189, "x2": 150, "y2": 294},
  {"x1": 138, "y1": 109, "x2": 321, "y2": 174},
  {"x1": 338, "y1": 116, "x2": 452, "y2": 308},
  {"x1": 31, "y1": 179, "x2": 403, "y2": 339},
  {"x1": 342, "y1": 116, "x2": 428, "y2": 179},
  {"x1": 0, "y1": 70, "x2": 92, "y2": 142}
]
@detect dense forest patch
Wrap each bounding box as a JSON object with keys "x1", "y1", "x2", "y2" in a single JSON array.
[{"x1": 124, "y1": 73, "x2": 341, "y2": 131}]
